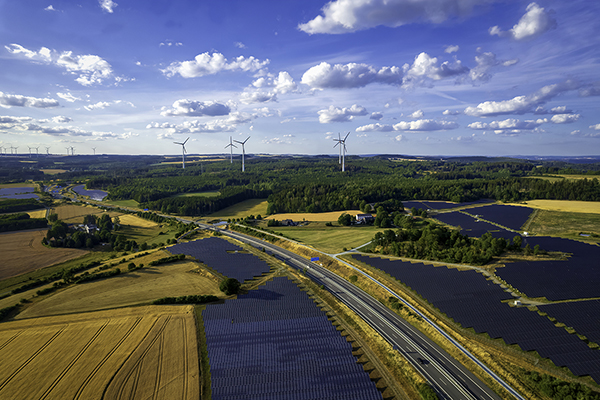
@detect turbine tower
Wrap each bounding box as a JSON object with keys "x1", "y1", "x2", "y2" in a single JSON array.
[
  {"x1": 65, "y1": 147, "x2": 70, "y2": 156},
  {"x1": 233, "y1": 136, "x2": 250, "y2": 172},
  {"x1": 333, "y1": 132, "x2": 350, "y2": 172},
  {"x1": 224, "y1": 136, "x2": 237, "y2": 163},
  {"x1": 28, "y1": 146, "x2": 33, "y2": 158},
  {"x1": 173, "y1": 137, "x2": 189, "y2": 169},
  {"x1": 92, "y1": 147, "x2": 96, "y2": 155},
  {"x1": 70, "y1": 146, "x2": 75, "y2": 156},
  {"x1": 13, "y1": 146, "x2": 18, "y2": 155},
  {"x1": 45, "y1": 146, "x2": 50, "y2": 155},
  {"x1": 35, "y1": 146, "x2": 39, "y2": 157}
]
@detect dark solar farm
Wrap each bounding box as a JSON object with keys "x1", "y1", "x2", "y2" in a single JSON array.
[
  {"x1": 351, "y1": 254, "x2": 600, "y2": 383},
  {"x1": 168, "y1": 237, "x2": 272, "y2": 282},
  {"x1": 434, "y1": 211, "x2": 516, "y2": 240},
  {"x1": 202, "y1": 277, "x2": 382, "y2": 400},
  {"x1": 402, "y1": 199, "x2": 493, "y2": 211},
  {"x1": 461, "y1": 204, "x2": 534, "y2": 231},
  {"x1": 539, "y1": 300, "x2": 600, "y2": 347}
]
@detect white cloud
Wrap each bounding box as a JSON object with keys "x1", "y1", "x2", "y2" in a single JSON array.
[
  {"x1": 370, "y1": 112, "x2": 383, "y2": 120},
  {"x1": 84, "y1": 101, "x2": 111, "y2": 111},
  {"x1": 302, "y1": 62, "x2": 402, "y2": 89},
  {"x1": 464, "y1": 80, "x2": 580, "y2": 116},
  {"x1": 51, "y1": 116, "x2": 72, "y2": 123},
  {"x1": 161, "y1": 100, "x2": 231, "y2": 117},
  {"x1": 393, "y1": 119, "x2": 458, "y2": 131},
  {"x1": 550, "y1": 106, "x2": 572, "y2": 114},
  {"x1": 0, "y1": 116, "x2": 32, "y2": 128},
  {"x1": 468, "y1": 118, "x2": 547, "y2": 130},
  {"x1": 159, "y1": 40, "x2": 183, "y2": 47},
  {"x1": 44, "y1": 5, "x2": 56, "y2": 11},
  {"x1": 0, "y1": 92, "x2": 59, "y2": 108},
  {"x1": 590, "y1": 124, "x2": 600, "y2": 131},
  {"x1": 395, "y1": 134, "x2": 406, "y2": 141},
  {"x1": 489, "y1": 2, "x2": 556, "y2": 41},
  {"x1": 161, "y1": 52, "x2": 269, "y2": 78},
  {"x1": 234, "y1": 42, "x2": 246, "y2": 49},
  {"x1": 6, "y1": 44, "x2": 117, "y2": 86},
  {"x1": 251, "y1": 71, "x2": 297, "y2": 94},
  {"x1": 550, "y1": 114, "x2": 580, "y2": 124},
  {"x1": 443, "y1": 109, "x2": 461, "y2": 115},
  {"x1": 402, "y1": 52, "x2": 468, "y2": 87},
  {"x1": 56, "y1": 92, "x2": 81, "y2": 102},
  {"x1": 409, "y1": 110, "x2": 424, "y2": 119},
  {"x1": 318, "y1": 104, "x2": 368, "y2": 123},
  {"x1": 469, "y1": 51, "x2": 517, "y2": 83},
  {"x1": 445, "y1": 45, "x2": 459, "y2": 54},
  {"x1": 240, "y1": 91, "x2": 277, "y2": 104},
  {"x1": 299, "y1": 0, "x2": 498, "y2": 34},
  {"x1": 99, "y1": 0, "x2": 117, "y2": 13},
  {"x1": 356, "y1": 123, "x2": 393, "y2": 132},
  {"x1": 16, "y1": 122, "x2": 118, "y2": 139}
]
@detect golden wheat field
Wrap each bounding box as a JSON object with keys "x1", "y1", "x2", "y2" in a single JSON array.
[
  {"x1": 511, "y1": 200, "x2": 600, "y2": 214},
  {"x1": 51, "y1": 204, "x2": 120, "y2": 224},
  {"x1": 26, "y1": 209, "x2": 47, "y2": 219},
  {"x1": 266, "y1": 209, "x2": 364, "y2": 222},
  {"x1": 0, "y1": 229, "x2": 88, "y2": 281},
  {"x1": 118, "y1": 213, "x2": 159, "y2": 228},
  {"x1": 0, "y1": 306, "x2": 199, "y2": 400}
]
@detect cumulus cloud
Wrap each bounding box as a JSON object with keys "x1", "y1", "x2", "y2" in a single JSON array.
[
  {"x1": 0, "y1": 116, "x2": 32, "y2": 129},
  {"x1": 148, "y1": 112, "x2": 254, "y2": 134},
  {"x1": 489, "y1": 2, "x2": 556, "y2": 41},
  {"x1": 99, "y1": 0, "x2": 117, "y2": 13},
  {"x1": 16, "y1": 122, "x2": 118, "y2": 139},
  {"x1": 356, "y1": 123, "x2": 393, "y2": 132},
  {"x1": 370, "y1": 112, "x2": 383, "y2": 120},
  {"x1": 443, "y1": 109, "x2": 461, "y2": 115},
  {"x1": 240, "y1": 91, "x2": 277, "y2": 104},
  {"x1": 318, "y1": 104, "x2": 368, "y2": 123},
  {"x1": 409, "y1": 110, "x2": 424, "y2": 119},
  {"x1": 51, "y1": 116, "x2": 72, "y2": 123},
  {"x1": 56, "y1": 92, "x2": 81, "y2": 102},
  {"x1": 550, "y1": 106, "x2": 572, "y2": 114},
  {"x1": 467, "y1": 118, "x2": 547, "y2": 130},
  {"x1": 251, "y1": 71, "x2": 297, "y2": 94},
  {"x1": 161, "y1": 100, "x2": 231, "y2": 117},
  {"x1": 393, "y1": 119, "x2": 458, "y2": 131},
  {"x1": 299, "y1": 0, "x2": 498, "y2": 34},
  {"x1": 45, "y1": 5, "x2": 56, "y2": 11},
  {"x1": 159, "y1": 40, "x2": 183, "y2": 47},
  {"x1": 395, "y1": 134, "x2": 406, "y2": 141},
  {"x1": 444, "y1": 45, "x2": 459, "y2": 54},
  {"x1": 302, "y1": 62, "x2": 402, "y2": 89},
  {"x1": 0, "y1": 92, "x2": 59, "y2": 108},
  {"x1": 161, "y1": 52, "x2": 269, "y2": 78},
  {"x1": 402, "y1": 52, "x2": 468, "y2": 87},
  {"x1": 84, "y1": 101, "x2": 111, "y2": 111},
  {"x1": 590, "y1": 124, "x2": 600, "y2": 131},
  {"x1": 550, "y1": 114, "x2": 580, "y2": 124},
  {"x1": 464, "y1": 80, "x2": 580, "y2": 117},
  {"x1": 469, "y1": 51, "x2": 518, "y2": 83},
  {"x1": 6, "y1": 43, "x2": 117, "y2": 86}
]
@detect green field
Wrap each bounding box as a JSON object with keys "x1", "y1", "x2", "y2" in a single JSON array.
[
  {"x1": 528, "y1": 209, "x2": 600, "y2": 242},
  {"x1": 207, "y1": 199, "x2": 269, "y2": 219},
  {"x1": 269, "y1": 222, "x2": 382, "y2": 254},
  {"x1": 174, "y1": 191, "x2": 220, "y2": 198},
  {"x1": 103, "y1": 199, "x2": 140, "y2": 208}
]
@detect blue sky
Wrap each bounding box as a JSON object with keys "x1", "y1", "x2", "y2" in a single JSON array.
[{"x1": 1, "y1": 0, "x2": 599, "y2": 156}]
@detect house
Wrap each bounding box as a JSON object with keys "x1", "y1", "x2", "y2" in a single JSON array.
[
  {"x1": 355, "y1": 214, "x2": 374, "y2": 224},
  {"x1": 281, "y1": 219, "x2": 297, "y2": 226}
]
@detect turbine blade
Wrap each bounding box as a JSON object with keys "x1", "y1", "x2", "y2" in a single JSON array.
[
  {"x1": 344, "y1": 131, "x2": 350, "y2": 141},
  {"x1": 333, "y1": 142, "x2": 339, "y2": 148},
  {"x1": 183, "y1": 137, "x2": 189, "y2": 145}
]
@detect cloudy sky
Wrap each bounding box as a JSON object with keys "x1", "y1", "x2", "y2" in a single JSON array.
[{"x1": 1, "y1": 0, "x2": 599, "y2": 156}]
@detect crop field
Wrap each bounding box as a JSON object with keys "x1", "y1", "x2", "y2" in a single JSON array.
[
  {"x1": 50, "y1": 204, "x2": 119, "y2": 224},
  {"x1": 103, "y1": 199, "x2": 140, "y2": 209},
  {"x1": 270, "y1": 223, "x2": 380, "y2": 253},
  {"x1": 17, "y1": 257, "x2": 220, "y2": 318},
  {"x1": 40, "y1": 169, "x2": 67, "y2": 175},
  {"x1": 118, "y1": 214, "x2": 158, "y2": 228},
  {"x1": 173, "y1": 191, "x2": 220, "y2": 198},
  {"x1": 512, "y1": 200, "x2": 600, "y2": 214},
  {"x1": 0, "y1": 306, "x2": 199, "y2": 400},
  {"x1": 0, "y1": 229, "x2": 88, "y2": 281},
  {"x1": 266, "y1": 209, "x2": 363, "y2": 222},
  {"x1": 27, "y1": 209, "x2": 47, "y2": 219},
  {"x1": 0, "y1": 182, "x2": 36, "y2": 189},
  {"x1": 527, "y1": 209, "x2": 600, "y2": 240},
  {"x1": 207, "y1": 199, "x2": 268, "y2": 219}
]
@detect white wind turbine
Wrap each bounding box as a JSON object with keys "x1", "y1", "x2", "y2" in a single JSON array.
[
  {"x1": 45, "y1": 146, "x2": 50, "y2": 155},
  {"x1": 233, "y1": 136, "x2": 250, "y2": 172},
  {"x1": 35, "y1": 146, "x2": 39, "y2": 157},
  {"x1": 28, "y1": 146, "x2": 33, "y2": 158},
  {"x1": 65, "y1": 147, "x2": 70, "y2": 156},
  {"x1": 333, "y1": 132, "x2": 350, "y2": 172},
  {"x1": 224, "y1": 136, "x2": 237, "y2": 163},
  {"x1": 92, "y1": 147, "x2": 96, "y2": 155},
  {"x1": 174, "y1": 137, "x2": 189, "y2": 169},
  {"x1": 70, "y1": 146, "x2": 75, "y2": 156}
]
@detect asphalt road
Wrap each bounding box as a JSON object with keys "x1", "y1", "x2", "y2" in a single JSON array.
[{"x1": 204, "y1": 224, "x2": 514, "y2": 400}]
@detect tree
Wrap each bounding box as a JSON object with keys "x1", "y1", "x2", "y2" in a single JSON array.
[
  {"x1": 220, "y1": 278, "x2": 241, "y2": 295},
  {"x1": 338, "y1": 213, "x2": 353, "y2": 226},
  {"x1": 512, "y1": 235, "x2": 523, "y2": 251}
]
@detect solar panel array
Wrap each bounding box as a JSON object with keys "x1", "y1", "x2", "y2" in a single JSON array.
[
  {"x1": 462, "y1": 204, "x2": 533, "y2": 231},
  {"x1": 203, "y1": 277, "x2": 382, "y2": 400},
  {"x1": 169, "y1": 237, "x2": 272, "y2": 282},
  {"x1": 496, "y1": 237, "x2": 600, "y2": 300},
  {"x1": 352, "y1": 254, "x2": 600, "y2": 383},
  {"x1": 402, "y1": 199, "x2": 493, "y2": 211},
  {"x1": 0, "y1": 187, "x2": 39, "y2": 200},
  {"x1": 434, "y1": 212, "x2": 515, "y2": 240}
]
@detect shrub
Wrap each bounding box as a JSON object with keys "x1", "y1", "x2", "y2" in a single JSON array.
[
  {"x1": 349, "y1": 275, "x2": 358, "y2": 283},
  {"x1": 220, "y1": 278, "x2": 241, "y2": 295}
]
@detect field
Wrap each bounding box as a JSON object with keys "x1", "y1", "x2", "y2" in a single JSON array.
[
  {"x1": 103, "y1": 199, "x2": 140, "y2": 209},
  {"x1": 270, "y1": 222, "x2": 381, "y2": 254},
  {"x1": 51, "y1": 204, "x2": 120, "y2": 224},
  {"x1": 527, "y1": 209, "x2": 600, "y2": 240},
  {"x1": 512, "y1": 200, "x2": 600, "y2": 214},
  {"x1": 17, "y1": 256, "x2": 220, "y2": 318},
  {"x1": 0, "y1": 229, "x2": 88, "y2": 281},
  {"x1": 118, "y1": 214, "x2": 159, "y2": 228},
  {"x1": 173, "y1": 191, "x2": 220, "y2": 198},
  {"x1": 266, "y1": 209, "x2": 363, "y2": 222},
  {"x1": 0, "y1": 306, "x2": 199, "y2": 400},
  {"x1": 27, "y1": 209, "x2": 47, "y2": 218},
  {"x1": 40, "y1": 169, "x2": 67, "y2": 175},
  {"x1": 0, "y1": 182, "x2": 36, "y2": 189},
  {"x1": 207, "y1": 199, "x2": 268, "y2": 219}
]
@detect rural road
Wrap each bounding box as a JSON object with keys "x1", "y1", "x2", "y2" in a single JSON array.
[{"x1": 197, "y1": 222, "x2": 520, "y2": 400}]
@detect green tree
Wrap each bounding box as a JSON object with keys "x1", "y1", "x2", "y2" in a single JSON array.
[
  {"x1": 337, "y1": 213, "x2": 353, "y2": 226},
  {"x1": 220, "y1": 278, "x2": 241, "y2": 295}
]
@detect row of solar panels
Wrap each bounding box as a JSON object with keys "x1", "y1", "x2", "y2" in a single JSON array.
[{"x1": 353, "y1": 254, "x2": 600, "y2": 383}]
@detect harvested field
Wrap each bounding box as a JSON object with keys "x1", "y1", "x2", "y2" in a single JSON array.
[
  {"x1": 17, "y1": 259, "x2": 221, "y2": 318},
  {"x1": 51, "y1": 204, "x2": 119, "y2": 224},
  {"x1": 207, "y1": 199, "x2": 268, "y2": 219},
  {"x1": 270, "y1": 223, "x2": 380, "y2": 253},
  {"x1": 0, "y1": 306, "x2": 199, "y2": 400},
  {"x1": 511, "y1": 200, "x2": 600, "y2": 214},
  {"x1": 266, "y1": 209, "x2": 363, "y2": 222},
  {"x1": 0, "y1": 229, "x2": 88, "y2": 281},
  {"x1": 40, "y1": 169, "x2": 67, "y2": 175},
  {"x1": 118, "y1": 214, "x2": 159, "y2": 228},
  {"x1": 27, "y1": 209, "x2": 47, "y2": 219},
  {"x1": 0, "y1": 182, "x2": 36, "y2": 189}
]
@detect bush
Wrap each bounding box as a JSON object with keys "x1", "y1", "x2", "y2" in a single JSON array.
[
  {"x1": 418, "y1": 383, "x2": 439, "y2": 400},
  {"x1": 349, "y1": 275, "x2": 358, "y2": 283},
  {"x1": 220, "y1": 278, "x2": 241, "y2": 295}
]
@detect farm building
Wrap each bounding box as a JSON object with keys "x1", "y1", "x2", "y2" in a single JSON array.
[{"x1": 355, "y1": 214, "x2": 374, "y2": 224}]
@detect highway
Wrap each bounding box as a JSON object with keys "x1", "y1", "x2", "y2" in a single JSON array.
[{"x1": 200, "y1": 223, "x2": 513, "y2": 400}]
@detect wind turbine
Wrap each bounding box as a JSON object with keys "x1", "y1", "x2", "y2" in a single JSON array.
[
  {"x1": 35, "y1": 146, "x2": 39, "y2": 158},
  {"x1": 224, "y1": 136, "x2": 237, "y2": 163},
  {"x1": 45, "y1": 146, "x2": 50, "y2": 156},
  {"x1": 28, "y1": 146, "x2": 33, "y2": 158},
  {"x1": 92, "y1": 147, "x2": 96, "y2": 155},
  {"x1": 65, "y1": 147, "x2": 70, "y2": 156},
  {"x1": 233, "y1": 136, "x2": 250, "y2": 172},
  {"x1": 173, "y1": 137, "x2": 189, "y2": 169},
  {"x1": 333, "y1": 132, "x2": 350, "y2": 172},
  {"x1": 13, "y1": 146, "x2": 18, "y2": 155},
  {"x1": 70, "y1": 146, "x2": 75, "y2": 156}
]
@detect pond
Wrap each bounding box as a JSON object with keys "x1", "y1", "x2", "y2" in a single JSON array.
[
  {"x1": 0, "y1": 187, "x2": 39, "y2": 199},
  {"x1": 72, "y1": 185, "x2": 108, "y2": 201}
]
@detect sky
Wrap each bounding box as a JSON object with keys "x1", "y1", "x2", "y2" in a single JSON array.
[{"x1": 1, "y1": 0, "x2": 599, "y2": 157}]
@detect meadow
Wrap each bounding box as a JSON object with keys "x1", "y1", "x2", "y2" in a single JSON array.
[
  {"x1": 527, "y1": 209, "x2": 600, "y2": 240},
  {"x1": 206, "y1": 199, "x2": 268, "y2": 219},
  {"x1": 266, "y1": 209, "x2": 363, "y2": 222},
  {"x1": 50, "y1": 204, "x2": 120, "y2": 224},
  {"x1": 0, "y1": 182, "x2": 36, "y2": 189},
  {"x1": 0, "y1": 306, "x2": 199, "y2": 400},
  {"x1": 173, "y1": 191, "x2": 220, "y2": 198}
]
